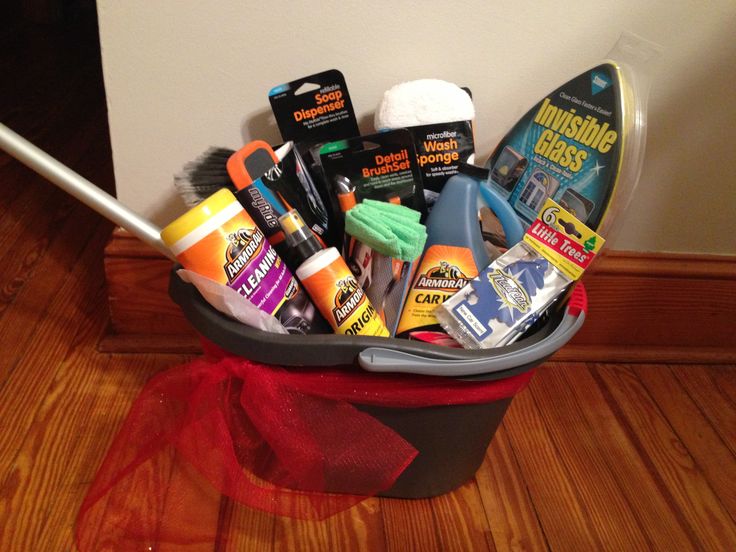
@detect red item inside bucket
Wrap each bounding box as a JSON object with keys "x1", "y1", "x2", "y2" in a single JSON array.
[{"x1": 76, "y1": 343, "x2": 533, "y2": 551}]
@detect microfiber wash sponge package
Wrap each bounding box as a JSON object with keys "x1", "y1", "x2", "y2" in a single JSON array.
[{"x1": 436, "y1": 199, "x2": 604, "y2": 349}]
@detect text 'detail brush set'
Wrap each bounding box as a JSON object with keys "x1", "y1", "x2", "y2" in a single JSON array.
[{"x1": 166, "y1": 33, "x2": 661, "y2": 357}]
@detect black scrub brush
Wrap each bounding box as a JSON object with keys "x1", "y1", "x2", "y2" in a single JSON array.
[{"x1": 174, "y1": 146, "x2": 236, "y2": 207}]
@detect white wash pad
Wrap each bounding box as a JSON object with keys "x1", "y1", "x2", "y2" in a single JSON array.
[{"x1": 375, "y1": 79, "x2": 475, "y2": 129}]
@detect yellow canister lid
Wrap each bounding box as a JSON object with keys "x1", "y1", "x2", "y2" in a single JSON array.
[{"x1": 160, "y1": 188, "x2": 240, "y2": 247}]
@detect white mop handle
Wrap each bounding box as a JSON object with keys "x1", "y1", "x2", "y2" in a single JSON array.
[{"x1": 0, "y1": 122, "x2": 175, "y2": 260}]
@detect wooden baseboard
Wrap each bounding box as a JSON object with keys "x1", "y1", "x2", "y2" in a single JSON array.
[
  {"x1": 103, "y1": 229, "x2": 198, "y2": 346},
  {"x1": 102, "y1": 229, "x2": 736, "y2": 363},
  {"x1": 552, "y1": 345, "x2": 736, "y2": 365}
]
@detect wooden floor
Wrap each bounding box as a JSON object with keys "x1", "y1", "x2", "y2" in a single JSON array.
[{"x1": 2, "y1": 9, "x2": 736, "y2": 552}]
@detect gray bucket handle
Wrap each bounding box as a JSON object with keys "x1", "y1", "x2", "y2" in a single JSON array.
[{"x1": 359, "y1": 304, "x2": 584, "y2": 378}]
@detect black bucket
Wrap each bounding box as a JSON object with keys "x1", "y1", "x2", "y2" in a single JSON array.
[{"x1": 169, "y1": 270, "x2": 587, "y2": 497}]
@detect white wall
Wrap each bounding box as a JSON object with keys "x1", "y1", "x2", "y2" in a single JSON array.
[{"x1": 97, "y1": 0, "x2": 736, "y2": 254}]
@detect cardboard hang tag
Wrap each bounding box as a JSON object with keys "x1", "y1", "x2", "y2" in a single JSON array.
[{"x1": 268, "y1": 69, "x2": 360, "y2": 147}]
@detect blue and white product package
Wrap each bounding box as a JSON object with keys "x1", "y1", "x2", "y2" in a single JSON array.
[{"x1": 435, "y1": 199, "x2": 604, "y2": 349}]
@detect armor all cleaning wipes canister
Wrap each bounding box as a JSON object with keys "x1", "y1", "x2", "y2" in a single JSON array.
[{"x1": 161, "y1": 188, "x2": 326, "y2": 335}]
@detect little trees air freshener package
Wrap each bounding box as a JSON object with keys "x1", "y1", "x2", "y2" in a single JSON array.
[{"x1": 436, "y1": 199, "x2": 604, "y2": 349}]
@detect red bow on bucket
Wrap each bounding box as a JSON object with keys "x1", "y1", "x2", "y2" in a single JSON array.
[{"x1": 76, "y1": 345, "x2": 532, "y2": 551}]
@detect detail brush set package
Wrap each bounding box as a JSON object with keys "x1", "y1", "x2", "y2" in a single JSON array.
[{"x1": 319, "y1": 129, "x2": 426, "y2": 217}]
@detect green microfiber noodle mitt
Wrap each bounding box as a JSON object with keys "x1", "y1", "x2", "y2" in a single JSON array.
[
  {"x1": 345, "y1": 208, "x2": 399, "y2": 256},
  {"x1": 362, "y1": 199, "x2": 421, "y2": 223},
  {"x1": 361, "y1": 200, "x2": 426, "y2": 259},
  {"x1": 345, "y1": 201, "x2": 427, "y2": 260}
]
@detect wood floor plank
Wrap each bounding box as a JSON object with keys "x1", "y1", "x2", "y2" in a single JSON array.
[
  {"x1": 217, "y1": 499, "x2": 276, "y2": 552},
  {"x1": 594, "y1": 364, "x2": 736, "y2": 550},
  {"x1": 0, "y1": 220, "x2": 110, "y2": 478},
  {"x1": 381, "y1": 498, "x2": 442, "y2": 552},
  {"x1": 475, "y1": 424, "x2": 549, "y2": 552},
  {"x1": 273, "y1": 498, "x2": 384, "y2": 552},
  {"x1": 72, "y1": 356, "x2": 202, "y2": 552},
  {"x1": 320, "y1": 499, "x2": 385, "y2": 552},
  {"x1": 0, "y1": 177, "x2": 45, "y2": 247},
  {"x1": 0, "y1": 110, "x2": 110, "y2": 324},
  {"x1": 0, "y1": 354, "x2": 118, "y2": 550},
  {"x1": 0, "y1": 208, "x2": 108, "y2": 386},
  {"x1": 272, "y1": 500, "x2": 386, "y2": 552},
  {"x1": 671, "y1": 365, "x2": 736, "y2": 457},
  {"x1": 39, "y1": 354, "x2": 187, "y2": 552},
  {"x1": 155, "y1": 454, "x2": 225, "y2": 552},
  {"x1": 86, "y1": 434, "x2": 178, "y2": 552},
  {"x1": 429, "y1": 481, "x2": 495, "y2": 551},
  {"x1": 709, "y1": 365, "x2": 736, "y2": 406},
  {"x1": 271, "y1": 498, "x2": 385, "y2": 552},
  {"x1": 0, "y1": 189, "x2": 77, "y2": 318},
  {"x1": 528, "y1": 363, "x2": 652, "y2": 551},
  {"x1": 500, "y1": 386, "x2": 603, "y2": 551},
  {"x1": 220, "y1": 462, "x2": 385, "y2": 550},
  {"x1": 637, "y1": 364, "x2": 736, "y2": 518},
  {"x1": 0, "y1": 322, "x2": 187, "y2": 550},
  {"x1": 272, "y1": 513, "x2": 334, "y2": 551},
  {"x1": 561, "y1": 364, "x2": 701, "y2": 550}
]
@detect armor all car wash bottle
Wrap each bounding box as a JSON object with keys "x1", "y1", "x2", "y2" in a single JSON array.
[{"x1": 396, "y1": 174, "x2": 490, "y2": 339}]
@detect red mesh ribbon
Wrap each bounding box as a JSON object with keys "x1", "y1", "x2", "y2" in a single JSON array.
[{"x1": 76, "y1": 345, "x2": 532, "y2": 551}]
